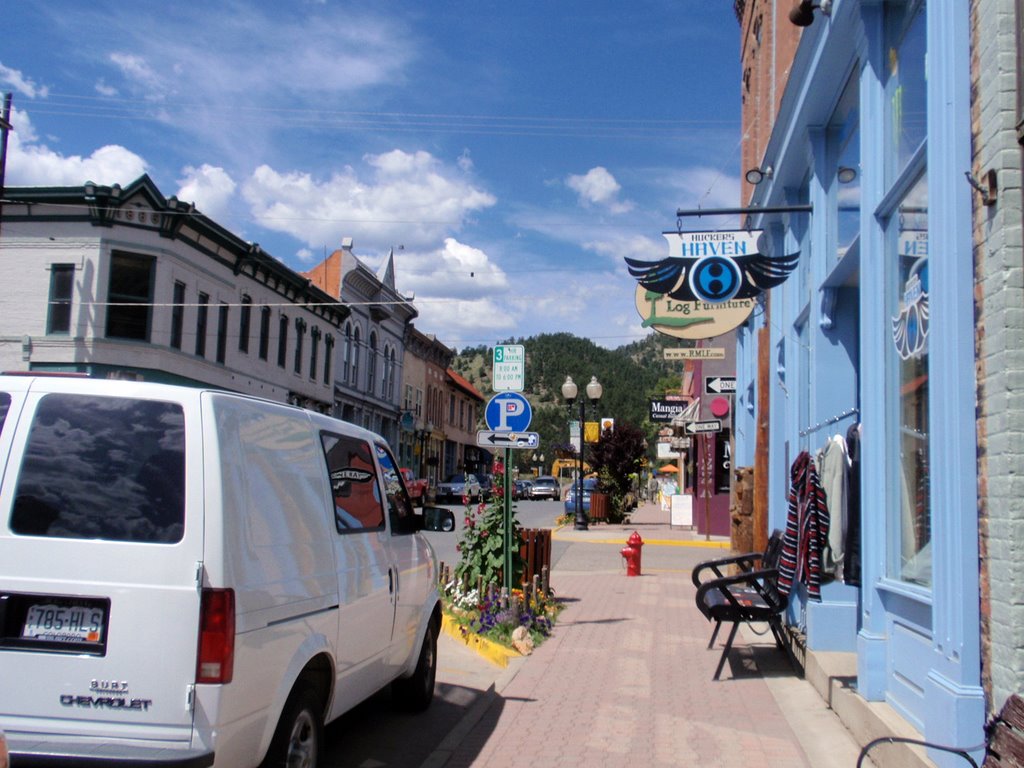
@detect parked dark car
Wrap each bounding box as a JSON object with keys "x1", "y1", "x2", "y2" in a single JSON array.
[
  {"x1": 513, "y1": 479, "x2": 532, "y2": 500},
  {"x1": 478, "y1": 474, "x2": 495, "y2": 500},
  {"x1": 529, "y1": 476, "x2": 561, "y2": 501},
  {"x1": 564, "y1": 477, "x2": 599, "y2": 515}
]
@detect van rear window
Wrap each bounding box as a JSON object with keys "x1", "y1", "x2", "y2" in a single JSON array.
[{"x1": 9, "y1": 394, "x2": 186, "y2": 543}]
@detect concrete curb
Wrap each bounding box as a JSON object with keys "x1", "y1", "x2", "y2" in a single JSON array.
[{"x1": 440, "y1": 613, "x2": 522, "y2": 669}]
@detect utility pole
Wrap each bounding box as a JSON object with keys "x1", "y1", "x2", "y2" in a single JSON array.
[{"x1": 0, "y1": 92, "x2": 12, "y2": 237}]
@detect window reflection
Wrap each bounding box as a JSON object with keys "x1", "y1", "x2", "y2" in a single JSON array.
[
  {"x1": 886, "y1": 1, "x2": 927, "y2": 183},
  {"x1": 10, "y1": 394, "x2": 186, "y2": 543},
  {"x1": 889, "y1": 174, "x2": 930, "y2": 585}
]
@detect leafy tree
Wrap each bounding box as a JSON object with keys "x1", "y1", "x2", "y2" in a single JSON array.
[{"x1": 587, "y1": 422, "x2": 647, "y2": 522}]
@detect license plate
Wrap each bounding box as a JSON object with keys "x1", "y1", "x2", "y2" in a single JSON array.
[{"x1": 22, "y1": 603, "x2": 105, "y2": 644}]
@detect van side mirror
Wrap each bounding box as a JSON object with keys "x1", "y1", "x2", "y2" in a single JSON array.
[{"x1": 421, "y1": 506, "x2": 456, "y2": 533}]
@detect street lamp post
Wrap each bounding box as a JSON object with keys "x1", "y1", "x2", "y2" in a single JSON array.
[{"x1": 562, "y1": 375, "x2": 603, "y2": 531}]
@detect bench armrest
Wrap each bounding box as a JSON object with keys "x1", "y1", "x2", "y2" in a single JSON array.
[{"x1": 692, "y1": 552, "x2": 765, "y2": 588}]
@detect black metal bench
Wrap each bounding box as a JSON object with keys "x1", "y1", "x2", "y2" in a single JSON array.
[{"x1": 692, "y1": 530, "x2": 798, "y2": 680}]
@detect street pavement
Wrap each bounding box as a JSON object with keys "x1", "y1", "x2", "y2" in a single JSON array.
[{"x1": 419, "y1": 500, "x2": 868, "y2": 768}]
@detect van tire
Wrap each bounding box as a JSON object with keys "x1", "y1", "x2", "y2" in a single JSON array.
[
  {"x1": 261, "y1": 686, "x2": 323, "y2": 768},
  {"x1": 391, "y1": 620, "x2": 438, "y2": 712}
]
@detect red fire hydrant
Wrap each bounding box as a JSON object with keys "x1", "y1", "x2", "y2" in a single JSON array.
[{"x1": 621, "y1": 531, "x2": 644, "y2": 576}]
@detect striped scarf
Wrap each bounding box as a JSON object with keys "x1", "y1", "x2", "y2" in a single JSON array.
[{"x1": 778, "y1": 451, "x2": 830, "y2": 601}]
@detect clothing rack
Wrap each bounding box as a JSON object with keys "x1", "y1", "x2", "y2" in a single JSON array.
[{"x1": 798, "y1": 407, "x2": 859, "y2": 438}]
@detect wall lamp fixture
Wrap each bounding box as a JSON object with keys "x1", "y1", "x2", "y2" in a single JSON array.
[
  {"x1": 837, "y1": 166, "x2": 858, "y2": 183},
  {"x1": 789, "y1": 0, "x2": 832, "y2": 26},
  {"x1": 745, "y1": 165, "x2": 773, "y2": 185}
]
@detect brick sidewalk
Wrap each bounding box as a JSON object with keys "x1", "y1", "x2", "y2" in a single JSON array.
[{"x1": 437, "y1": 570, "x2": 817, "y2": 768}]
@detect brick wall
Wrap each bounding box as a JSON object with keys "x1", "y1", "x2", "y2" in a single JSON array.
[{"x1": 971, "y1": 0, "x2": 1024, "y2": 716}]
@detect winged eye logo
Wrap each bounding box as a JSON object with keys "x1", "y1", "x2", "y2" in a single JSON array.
[
  {"x1": 624, "y1": 249, "x2": 800, "y2": 304},
  {"x1": 892, "y1": 259, "x2": 929, "y2": 360}
]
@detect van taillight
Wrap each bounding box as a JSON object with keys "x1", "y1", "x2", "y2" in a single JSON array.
[{"x1": 196, "y1": 588, "x2": 234, "y2": 684}]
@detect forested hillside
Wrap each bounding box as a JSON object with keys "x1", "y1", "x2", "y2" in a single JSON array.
[{"x1": 452, "y1": 333, "x2": 692, "y2": 472}]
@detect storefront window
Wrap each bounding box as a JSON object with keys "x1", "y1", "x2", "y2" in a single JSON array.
[
  {"x1": 829, "y1": 72, "x2": 860, "y2": 266},
  {"x1": 885, "y1": 0, "x2": 927, "y2": 184},
  {"x1": 888, "y1": 173, "x2": 930, "y2": 586}
]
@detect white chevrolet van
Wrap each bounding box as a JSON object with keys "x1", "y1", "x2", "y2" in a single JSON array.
[{"x1": 0, "y1": 374, "x2": 455, "y2": 767}]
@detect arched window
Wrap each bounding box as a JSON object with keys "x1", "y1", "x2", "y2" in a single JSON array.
[
  {"x1": 385, "y1": 346, "x2": 397, "y2": 400},
  {"x1": 343, "y1": 323, "x2": 353, "y2": 383},
  {"x1": 352, "y1": 326, "x2": 361, "y2": 388},
  {"x1": 367, "y1": 331, "x2": 378, "y2": 393}
]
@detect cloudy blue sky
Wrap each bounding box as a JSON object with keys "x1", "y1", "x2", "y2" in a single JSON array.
[{"x1": 2, "y1": 1, "x2": 742, "y2": 350}]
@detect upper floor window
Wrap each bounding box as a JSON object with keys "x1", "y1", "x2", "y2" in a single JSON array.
[
  {"x1": 170, "y1": 281, "x2": 185, "y2": 350},
  {"x1": 294, "y1": 318, "x2": 307, "y2": 375},
  {"x1": 259, "y1": 306, "x2": 271, "y2": 360},
  {"x1": 310, "y1": 326, "x2": 321, "y2": 381},
  {"x1": 352, "y1": 326, "x2": 361, "y2": 387},
  {"x1": 106, "y1": 252, "x2": 154, "y2": 341},
  {"x1": 324, "y1": 333, "x2": 334, "y2": 384},
  {"x1": 368, "y1": 332, "x2": 378, "y2": 393},
  {"x1": 238, "y1": 295, "x2": 252, "y2": 354},
  {"x1": 216, "y1": 303, "x2": 229, "y2": 364},
  {"x1": 47, "y1": 264, "x2": 75, "y2": 335},
  {"x1": 277, "y1": 314, "x2": 288, "y2": 368},
  {"x1": 385, "y1": 347, "x2": 397, "y2": 400},
  {"x1": 195, "y1": 292, "x2": 209, "y2": 358},
  {"x1": 343, "y1": 323, "x2": 353, "y2": 383}
]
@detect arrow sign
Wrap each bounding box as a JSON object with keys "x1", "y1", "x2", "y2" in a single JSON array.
[
  {"x1": 685, "y1": 419, "x2": 722, "y2": 434},
  {"x1": 477, "y1": 431, "x2": 540, "y2": 449},
  {"x1": 705, "y1": 376, "x2": 736, "y2": 395}
]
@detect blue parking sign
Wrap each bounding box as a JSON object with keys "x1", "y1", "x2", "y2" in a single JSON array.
[{"x1": 485, "y1": 392, "x2": 533, "y2": 432}]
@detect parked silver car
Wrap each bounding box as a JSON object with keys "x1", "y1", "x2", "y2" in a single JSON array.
[
  {"x1": 529, "y1": 475, "x2": 561, "y2": 501},
  {"x1": 435, "y1": 473, "x2": 482, "y2": 503}
]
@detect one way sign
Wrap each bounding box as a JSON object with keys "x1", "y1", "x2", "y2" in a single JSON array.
[
  {"x1": 685, "y1": 419, "x2": 723, "y2": 434},
  {"x1": 704, "y1": 376, "x2": 736, "y2": 395}
]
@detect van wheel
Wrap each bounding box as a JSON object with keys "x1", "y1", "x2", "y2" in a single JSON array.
[
  {"x1": 261, "y1": 686, "x2": 323, "y2": 768},
  {"x1": 391, "y1": 620, "x2": 438, "y2": 712}
]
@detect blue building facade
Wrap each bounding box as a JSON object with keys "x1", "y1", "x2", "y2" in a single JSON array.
[{"x1": 734, "y1": 0, "x2": 987, "y2": 761}]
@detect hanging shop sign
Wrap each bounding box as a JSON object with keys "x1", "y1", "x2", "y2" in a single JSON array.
[
  {"x1": 649, "y1": 398, "x2": 693, "y2": 423},
  {"x1": 626, "y1": 230, "x2": 799, "y2": 340}
]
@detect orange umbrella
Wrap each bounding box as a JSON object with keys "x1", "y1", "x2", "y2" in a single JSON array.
[{"x1": 658, "y1": 464, "x2": 679, "y2": 473}]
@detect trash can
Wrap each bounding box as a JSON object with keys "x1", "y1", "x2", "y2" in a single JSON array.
[{"x1": 589, "y1": 492, "x2": 609, "y2": 523}]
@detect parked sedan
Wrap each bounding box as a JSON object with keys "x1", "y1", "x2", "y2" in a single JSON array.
[
  {"x1": 529, "y1": 475, "x2": 561, "y2": 501},
  {"x1": 564, "y1": 477, "x2": 600, "y2": 515},
  {"x1": 513, "y1": 479, "x2": 532, "y2": 500},
  {"x1": 435, "y1": 473, "x2": 482, "y2": 503}
]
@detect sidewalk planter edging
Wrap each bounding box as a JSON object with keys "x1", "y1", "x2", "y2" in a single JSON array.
[{"x1": 441, "y1": 614, "x2": 521, "y2": 668}]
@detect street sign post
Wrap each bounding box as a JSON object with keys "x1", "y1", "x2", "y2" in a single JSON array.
[
  {"x1": 704, "y1": 376, "x2": 737, "y2": 395},
  {"x1": 492, "y1": 344, "x2": 525, "y2": 392}
]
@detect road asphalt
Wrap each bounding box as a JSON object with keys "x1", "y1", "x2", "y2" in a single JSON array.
[{"x1": 421, "y1": 500, "x2": 870, "y2": 768}]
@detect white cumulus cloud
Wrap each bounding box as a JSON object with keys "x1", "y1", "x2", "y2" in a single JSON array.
[
  {"x1": 0, "y1": 62, "x2": 49, "y2": 98},
  {"x1": 5, "y1": 109, "x2": 147, "y2": 186},
  {"x1": 177, "y1": 164, "x2": 237, "y2": 222},
  {"x1": 566, "y1": 166, "x2": 634, "y2": 214},
  {"x1": 241, "y1": 149, "x2": 496, "y2": 252}
]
